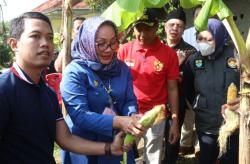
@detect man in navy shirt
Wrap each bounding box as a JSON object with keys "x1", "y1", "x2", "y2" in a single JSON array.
[{"x1": 0, "y1": 12, "x2": 128, "y2": 163}]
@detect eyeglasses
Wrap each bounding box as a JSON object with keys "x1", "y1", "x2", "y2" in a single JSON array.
[{"x1": 95, "y1": 41, "x2": 119, "y2": 51}]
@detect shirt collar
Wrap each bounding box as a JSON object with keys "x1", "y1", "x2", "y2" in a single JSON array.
[
  {"x1": 166, "y1": 38, "x2": 185, "y2": 50},
  {"x1": 11, "y1": 63, "x2": 44, "y2": 85}
]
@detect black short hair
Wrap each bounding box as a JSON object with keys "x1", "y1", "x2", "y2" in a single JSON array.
[
  {"x1": 10, "y1": 12, "x2": 53, "y2": 40},
  {"x1": 73, "y1": 16, "x2": 86, "y2": 22}
]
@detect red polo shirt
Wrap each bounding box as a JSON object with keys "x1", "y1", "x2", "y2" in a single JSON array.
[{"x1": 118, "y1": 37, "x2": 179, "y2": 114}]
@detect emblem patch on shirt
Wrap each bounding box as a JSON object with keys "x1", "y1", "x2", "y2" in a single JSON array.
[
  {"x1": 125, "y1": 59, "x2": 135, "y2": 67},
  {"x1": 194, "y1": 59, "x2": 205, "y2": 70},
  {"x1": 154, "y1": 60, "x2": 164, "y2": 71},
  {"x1": 227, "y1": 57, "x2": 237, "y2": 69},
  {"x1": 94, "y1": 80, "x2": 99, "y2": 87}
]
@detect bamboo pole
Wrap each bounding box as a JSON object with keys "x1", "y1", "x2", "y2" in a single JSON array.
[
  {"x1": 238, "y1": 29, "x2": 250, "y2": 164},
  {"x1": 61, "y1": 0, "x2": 73, "y2": 117},
  {"x1": 239, "y1": 91, "x2": 250, "y2": 164},
  {"x1": 62, "y1": 0, "x2": 73, "y2": 70}
]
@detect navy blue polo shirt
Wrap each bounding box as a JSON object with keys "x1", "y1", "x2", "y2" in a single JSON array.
[{"x1": 0, "y1": 63, "x2": 63, "y2": 163}]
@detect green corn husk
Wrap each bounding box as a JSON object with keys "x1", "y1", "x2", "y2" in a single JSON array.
[
  {"x1": 121, "y1": 104, "x2": 166, "y2": 164},
  {"x1": 121, "y1": 152, "x2": 127, "y2": 164},
  {"x1": 124, "y1": 104, "x2": 165, "y2": 145},
  {"x1": 218, "y1": 83, "x2": 239, "y2": 157}
]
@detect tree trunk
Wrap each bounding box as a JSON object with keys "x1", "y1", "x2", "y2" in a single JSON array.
[
  {"x1": 239, "y1": 92, "x2": 250, "y2": 164},
  {"x1": 61, "y1": 0, "x2": 73, "y2": 117},
  {"x1": 239, "y1": 29, "x2": 250, "y2": 164}
]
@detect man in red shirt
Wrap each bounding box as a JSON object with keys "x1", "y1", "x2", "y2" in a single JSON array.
[{"x1": 118, "y1": 13, "x2": 180, "y2": 164}]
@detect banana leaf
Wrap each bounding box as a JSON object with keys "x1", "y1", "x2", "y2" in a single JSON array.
[
  {"x1": 101, "y1": 1, "x2": 144, "y2": 32},
  {"x1": 115, "y1": 0, "x2": 142, "y2": 12},
  {"x1": 194, "y1": 0, "x2": 216, "y2": 31},
  {"x1": 179, "y1": 0, "x2": 203, "y2": 9},
  {"x1": 144, "y1": 0, "x2": 169, "y2": 8},
  {"x1": 102, "y1": 0, "x2": 169, "y2": 32},
  {"x1": 216, "y1": 0, "x2": 232, "y2": 20},
  {"x1": 246, "y1": 29, "x2": 250, "y2": 53},
  {"x1": 180, "y1": 0, "x2": 232, "y2": 31},
  {"x1": 115, "y1": 0, "x2": 169, "y2": 12}
]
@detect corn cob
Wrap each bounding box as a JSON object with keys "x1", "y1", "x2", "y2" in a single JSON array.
[
  {"x1": 218, "y1": 83, "x2": 239, "y2": 157},
  {"x1": 123, "y1": 104, "x2": 165, "y2": 145},
  {"x1": 121, "y1": 104, "x2": 166, "y2": 164}
]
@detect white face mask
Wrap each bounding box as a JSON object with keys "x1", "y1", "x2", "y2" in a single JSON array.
[{"x1": 197, "y1": 42, "x2": 215, "y2": 56}]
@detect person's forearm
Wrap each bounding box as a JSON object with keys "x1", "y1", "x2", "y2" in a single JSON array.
[
  {"x1": 56, "y1": 120, "x2": 113, "y2": 155},
  {"x1": 54, "y1": 52, "x2": 63, "y2": 73},
  {"x1": 169, "y1": 96, "x2": 179, "y2": 123},
  {"x1": 57, "y1": 134, "x2": 106, "y2": 155},
  {"x1": 168, "y1": 82, "x2": 179, "y2": 122},
  {"x1": 113, "y1": 116, "x2": 123, "y2": 129}
]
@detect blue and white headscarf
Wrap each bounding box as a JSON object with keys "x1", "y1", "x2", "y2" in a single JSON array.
[{"x1": 71, "y1": 16, "x2": 120, "y2": 79}]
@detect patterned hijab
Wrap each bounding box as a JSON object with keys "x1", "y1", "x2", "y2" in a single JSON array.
[{"x1": 71, "y1": 16, "x2": 120, "y2": 79}]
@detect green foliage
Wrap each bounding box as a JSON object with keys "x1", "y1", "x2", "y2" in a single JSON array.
[
  {"x1": 0, "y1": 43, "x2": 13, "y2": 68},
  {"x1": 87, "y1": 0, "x2": 166, "y2": 41},
  {"x1": 53, "y1": 32, "x2": 62, "y2": 52},
  {"x1": 86, "y1": 0, "x2": 115, "y2": 12},
  {"x1": 0, "y1": 22, "x2": 14, "y2": 69},
  {"x1": 157, "y1": 21, "x2": 166, "y2": 41}
]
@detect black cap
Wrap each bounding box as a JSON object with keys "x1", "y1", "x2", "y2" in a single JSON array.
[
  {"x1": 133, "y1": 16, "x2": 157, "y2": 27},
  {"x1": 133, "y1": 9, "x2": 158, "y2": 27},
  {"x1": 166, "y1": 9, "x2": 186, "y2": 24}
]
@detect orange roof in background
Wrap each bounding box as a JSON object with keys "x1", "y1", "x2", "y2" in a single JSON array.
[{"x1": 32, "y1": 0, "x2": 89, "y2": 12}]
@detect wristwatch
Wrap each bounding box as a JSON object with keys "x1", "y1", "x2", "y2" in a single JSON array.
[{"x1": 104, "y1": 143, "x2": 112, "y2": 156}]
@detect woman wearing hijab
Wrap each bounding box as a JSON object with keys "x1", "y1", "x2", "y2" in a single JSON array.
[
  {"x1": 182, "y1": 18, "x2": 239, "y2": 164},
  {"x1": 60, "y1": 16, "x2": 144, "y2": 164}
]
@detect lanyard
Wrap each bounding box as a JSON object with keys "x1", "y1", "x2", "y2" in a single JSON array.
[{"x1": 101, "y1": 79, "x2": 117, "y2": 110}]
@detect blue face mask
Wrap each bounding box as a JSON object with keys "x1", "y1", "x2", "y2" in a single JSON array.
[{"x1": 197, "y1": 42, "x2": 215, "y2": 56}]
